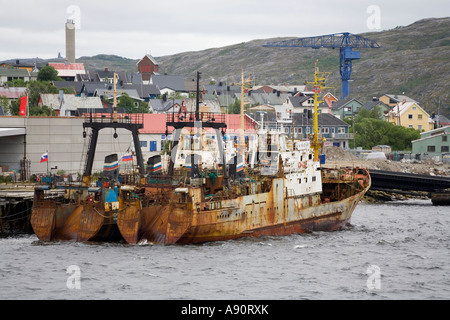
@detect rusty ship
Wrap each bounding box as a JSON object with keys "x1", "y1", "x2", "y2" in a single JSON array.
[{"x1": 31, "y1": 67, "x2": 371, "y2": 244}]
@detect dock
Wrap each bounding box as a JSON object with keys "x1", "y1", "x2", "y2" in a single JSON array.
[
  {"x1": 369, "y1": 170, "x2": 450, "y2": 205},
  {"x1": 0, "y1": 184, "x2": 35, "y2": 235}
]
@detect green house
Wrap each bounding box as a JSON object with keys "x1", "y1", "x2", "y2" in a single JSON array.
[
  {"x1": 331, "y1": 97, "x2": 363, "y2": 119},
  {"x1": 411, "y1": 125, "x2": 450, "y2": 156}
]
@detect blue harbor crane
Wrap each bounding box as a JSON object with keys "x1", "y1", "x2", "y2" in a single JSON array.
[{"x1": 263, "y1": 32, "x2": 380, "y2": 99}]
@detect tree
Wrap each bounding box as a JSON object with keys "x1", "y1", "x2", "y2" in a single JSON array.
[
  {"x1": 37, "y1": 66, "x2": 60, "y2": 81},
  {"x1": 117, "y1": 93, "x2": 149, "y2": 113},
  {"x1": 228, "y1": 98, "x2": 241, "y2": 114},
  {"x1": 353, "y1": 118, "x2": 420, "y2": 150}
]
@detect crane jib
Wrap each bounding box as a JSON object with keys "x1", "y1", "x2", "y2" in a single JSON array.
[{"x1": 263, "y1": 32, "x2": 380, "y2": 99}]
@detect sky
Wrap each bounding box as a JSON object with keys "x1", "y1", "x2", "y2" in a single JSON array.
[{"x1": 0, "y1": 0, "x2": 449, "y2": 61}]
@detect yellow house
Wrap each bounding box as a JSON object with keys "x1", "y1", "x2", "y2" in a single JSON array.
[
  {"x1": 379, "y1": 94, "x2": 417, "y2": 108},
  {"x1": 0, "y1": 60, "x2": 35, "y2": 72},
  {"x1": 386, "y1": 101, "x2": 434, "y2": 131}
]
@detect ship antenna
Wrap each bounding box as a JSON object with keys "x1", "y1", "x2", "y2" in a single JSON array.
[
  {"x1": 234, "y1": 68, "x2": 252, "y2": 157},
  {"x1": 195, "y1": 71, "x2": 201, "y2": 122},
  {"x1": 113, "y1": 73, "x2": 118, "y2": 123}
]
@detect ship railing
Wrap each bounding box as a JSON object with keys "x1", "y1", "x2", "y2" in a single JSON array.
[
  {"x1": 166, "y1": 112, "x2": 226, "y2": 126},
  {"x1": 82, "y1": 112, "x2": 144, "y2": 126}
]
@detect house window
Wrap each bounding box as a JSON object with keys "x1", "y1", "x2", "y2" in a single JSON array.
[
  {"x1": 344, "y1": 107, "x2": 351, "y2": 112},
  {"x1": 441, "y1": 146, "x2": 449, "y2": 152},
  {"x1": 408, "y1": 114, "x2": 413, "y2": 119},
  {"x1": 418, "y1": 125, "x2": 422, "y2": 130},
  {"x1": 140, "y1": 141, "x2": 148, "y2": 148},
  {"x1": 427, "y1": 146, "x2": 435, "y2": 152},
  {"x1": 442, "y1": 136, "x2": 448, "y2": 142},
  {"x1": 418, "y1": 114, "x2": 423, "y2": 120}
]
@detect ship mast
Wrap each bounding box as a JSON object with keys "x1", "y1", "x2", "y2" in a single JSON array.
[
  {"x1": 306, "y1": 61, "x2": 330, "y2": 162},
  {"x1": 235, "y1": 69, "x2": 252, "y2": 156},
  {"x1": 113, "y1": 73, "x2": 118, "y2": 123}
]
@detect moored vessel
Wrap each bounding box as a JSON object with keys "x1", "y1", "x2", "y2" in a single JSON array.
[{"x1": 31, "y1": 65, "x2": 371, "y2": 244}]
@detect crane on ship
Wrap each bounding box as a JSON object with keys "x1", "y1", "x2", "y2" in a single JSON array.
[{"x1": 263, "y1": 32, "x2": 380, "y2": 99}]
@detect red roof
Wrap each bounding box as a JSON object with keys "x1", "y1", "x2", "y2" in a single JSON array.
[
  {"x1": 141, "y1": 114, "x2": 172, "y2": 133},
  {"x1": 48, "y1": 63, "x2": 86, "y2": 77},
  {"x1": 0, "y1": 87, "x2": 27, "y2": 99}
]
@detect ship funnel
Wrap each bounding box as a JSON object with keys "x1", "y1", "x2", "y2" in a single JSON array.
[
  {"x1": 102, "y1": 153, "x2": 119, "y2": 181},
  {"x1": 147, "y1": 155, "x2": 162, "y2": 175}
]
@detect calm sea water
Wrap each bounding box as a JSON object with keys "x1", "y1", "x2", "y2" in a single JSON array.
[{"x1": 0, "y1": 199, "x2": 449, "y2": 300}]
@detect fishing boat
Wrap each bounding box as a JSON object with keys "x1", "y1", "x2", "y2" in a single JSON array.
[{"x1": 31, "y1": 65, "x2": 371, "y2": 244}]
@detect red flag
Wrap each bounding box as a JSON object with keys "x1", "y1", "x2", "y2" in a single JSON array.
[{"x1": 19, "y1": 96, "x2": 27, "y2": 116}]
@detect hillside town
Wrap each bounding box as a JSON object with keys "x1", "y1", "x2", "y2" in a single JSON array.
[
  {"x1": 1, "y1": 16, "x2": 450, "y2": 179},
  {"x1": 1, "y1": 51, "x2": 450, "y2": 178}
]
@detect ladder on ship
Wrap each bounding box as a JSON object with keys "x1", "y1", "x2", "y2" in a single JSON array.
[{"x1": 286, "y1": 188, "x2": 301, "y2": 208}]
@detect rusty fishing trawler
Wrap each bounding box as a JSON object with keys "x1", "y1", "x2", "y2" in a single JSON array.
[{"x1": 31, "y1": 65, "x2": 371, "y2": 244}]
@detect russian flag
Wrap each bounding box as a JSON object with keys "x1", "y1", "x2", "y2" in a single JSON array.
[
  {"x1": 40, "y1": 152, "x2": 48, "y2": 163},
  {"x1": 122, "y1": 153, "x2": 133, "y2": 162}
]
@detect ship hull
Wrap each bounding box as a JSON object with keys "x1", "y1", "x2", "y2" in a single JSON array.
[
  {"x1": 31, "y1": 188, "x2": 120, "y2": 242},
  {"x1": 117, "y1": 168, "x2": 371, "y2": 245},
  {"x1": 175, "y1": 191, "x2": 363, "y2": 244},
  {"x1": 31, "y1": 168, "x2": 370, "y2": 245}
]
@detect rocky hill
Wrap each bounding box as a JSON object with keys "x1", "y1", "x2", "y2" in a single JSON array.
[
  {"x1": 155, "y1": 17, "x2": 449, "y2": 117},
  {"x1": 3, "y1": 18, "x2": 449, "y2": 117}
]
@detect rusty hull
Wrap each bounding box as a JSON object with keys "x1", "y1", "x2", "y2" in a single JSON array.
[
  {"x1": 31, "y1": 188, "x2": 119, "y2": 242},
  {"x1": 32, "y1": 167, "x2": 370, "y2": 244},
  {"x1": 117, "y1": 167, "x2": 371, "y2": 244}
]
